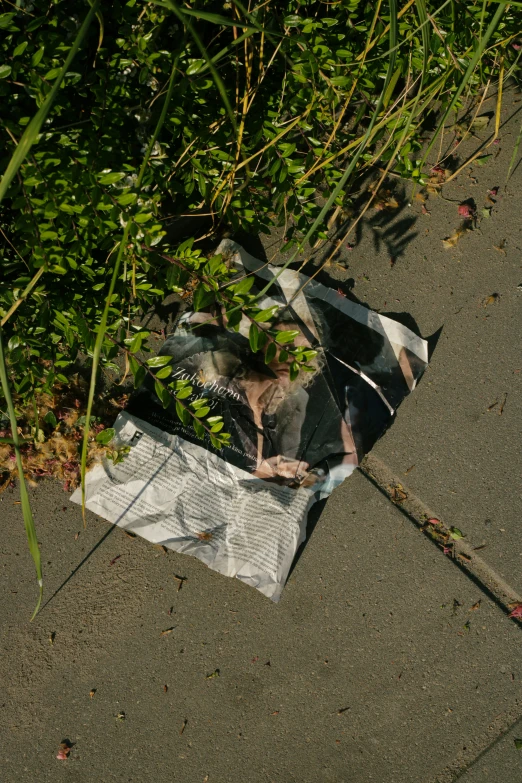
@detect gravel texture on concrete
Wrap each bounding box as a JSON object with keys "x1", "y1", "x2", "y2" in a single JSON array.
[{"x1": 1, "y1": 472, "x2": 522, "y2": 783}]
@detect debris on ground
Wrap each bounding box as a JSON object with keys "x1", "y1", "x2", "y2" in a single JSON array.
[{"x1": 56, "y1": 741, "x2": 72, "y2": 760}]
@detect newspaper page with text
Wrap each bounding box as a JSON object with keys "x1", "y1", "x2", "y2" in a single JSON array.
[{"x1": 72, "y1": 241, "x2": 428, "y2": 601}]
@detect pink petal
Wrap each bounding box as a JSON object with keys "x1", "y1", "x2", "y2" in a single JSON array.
[
  {"x1": 427, "y1": 517, "x2": 440, "y2": 525},
  {"x1": 56, "y1": 750, "x2": 69, "y2": 760},
  {"x1": 508, "y1": 604, "x2": 522, "y2": 618},
  {"x1": 458, "y1": 204, "x2": 473, "y2": 218}
]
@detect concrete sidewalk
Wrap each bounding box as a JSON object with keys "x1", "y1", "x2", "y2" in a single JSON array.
[{"x1": 1, "y1": 95, "x2": 521, "y2": 781}]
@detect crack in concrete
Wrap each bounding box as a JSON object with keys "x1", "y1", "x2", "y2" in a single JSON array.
[{"x1": 359, "y1": 454, "x2": 522, "y2": 782}]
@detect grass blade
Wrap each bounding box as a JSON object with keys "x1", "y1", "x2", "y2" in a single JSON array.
[
  {"x1": 79, "y1": 48, "x2": 183, "y2": 522},
  {"x1": 0, "y1": 327, "x2": 43, "y2": 620},
  {"x1": 0, "y1": 266, "x2": 46, "y2": 327},
  {"x1": 165, "y1": 5, "x2": 259, "y2": 32},
  {"x1": 422, "y1": 1, "x2": 506, "y2": 165},
  {"x1": 0, "y1": 0, "x2": 100, "y2": 204},
  {"x1": 247, "y1": 0, "x2": 399, "y2": 304},
  {"x1": 0, "y1": 0, "x2": 99, "y2": 620},
  {"x1": 161, "y1": 0, "x2": 237, "y2": 131},
  {"x1": 506, "y1": 115, "x2": 522, "y2": 184},
  {"x1": 414, "y1": 0, "x2": 430, "y2": 82}
]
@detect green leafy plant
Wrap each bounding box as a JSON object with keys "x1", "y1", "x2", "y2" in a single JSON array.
[{"x1": 1, "y1": 0, "x2": 520, "y2": 615}]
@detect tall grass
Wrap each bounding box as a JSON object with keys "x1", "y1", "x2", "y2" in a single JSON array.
[
  {"x1": 0, "y1": 0, "x2": 100, "y2": 618},
  {"x1": 0, "y1": 327, "x2": 43, "y2": 619}
]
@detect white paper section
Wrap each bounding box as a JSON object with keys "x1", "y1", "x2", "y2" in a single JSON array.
[{"x1": 71, "y1": 412, "x2": 315, "y2": 601}]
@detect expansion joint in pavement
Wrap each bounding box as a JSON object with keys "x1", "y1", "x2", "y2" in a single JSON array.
[{"x1": 358, "y1": 455, "x2": 522, "y2": 627}]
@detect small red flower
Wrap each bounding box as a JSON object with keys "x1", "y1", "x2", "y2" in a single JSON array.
[{"x1": 508, "y1": 604, "x2": 522, "y2": 619}]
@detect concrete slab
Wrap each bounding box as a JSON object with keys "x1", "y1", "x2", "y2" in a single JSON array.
[
  {"x1": 450, "y1": 716, "x2": 522, "y2": 783},
  {"x1": 1, "y1": 471, "x2": 521, "y2": 783}
]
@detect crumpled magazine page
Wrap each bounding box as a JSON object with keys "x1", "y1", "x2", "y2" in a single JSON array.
[{"x1": 71, "y1": 240, "x2": 428, "y2": 601}]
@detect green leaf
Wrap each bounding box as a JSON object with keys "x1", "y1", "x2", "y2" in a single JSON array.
[
  {"x1": 13, "y1": 41, "x2": 29, "y2": 57},
  {"x1": 128, "y1": 354, "x2": 140, "y2": 376},
  {"x1": 96, "y1": 427, "x2": 116, "y2": 445},
  {"x1": 264, "y1": 341, "x2": 277, "y2": 364},
  {"x1": 26, "y1": 16, "x2": 47, "y2": 32},
  {"x1": 226, "y1": 309, "x2": 243, "y2": 331},
  {"x1": 155, "y1": 380, "x2": 171, "y2": 408},
  {"x1": 254, "y1": 306, "x2": 278, "y2": 323},
  {"x1": 194, "y1": 406, "x2": 210, "y2": 418},
  {"x1": 279, "y1": 143, "x2": 296, "y2": 157},
  {"x1": 275, "y1": 329, "x2": 300, "y2": 345},
  {"x1": 31, "y1": 46, "x2": 45, "y2": 66},
  {"x1": 155, "y1": 365, "x2": 172, "y2": 379},
  {"x1": 44, "y1": 410, "x2": 57, "y2": 428},
  {"x1": 175, "y1": 386, "x2": 192, "y2": 399},
  {"x1": 146, "y1": 355, "x2": 173, "y2": 368},
  {"x1": 0, "y1": 13, "x2": 16, "y2": 29},
  {"x1": 133, "y1": 365, "x2": 146, "y2": 389},
  {"x1": 98, "y1": 171, "x2": 125, "y2": 185},
  {"x1": 257, "y1": 330, "x2": 268, "y2": 350},
  {"x1": 176, "y1": 400, "x2": 191, "y2": 424},
  {"x1": 134, "y1": 212, "x2": 153, "y2": 223},
  {"x1": 0, "y1": 65, "x2": 12, "y2": 79},
  {"x1": 186, "y1": 59, "x2": 204, "y2": 75},
  {"x1": 474, "y1": 155, "x2": 492, "y2": 167},
  {"x1": 193, "y1": 418, "x2": 205, "y2": 439},
  {"x1": 190, "y1": 398, "x2": 209, "y2": 410},
  {"x1": 193, "y1": 284, "x2": 214, "y2": 312},
  {"x1": 249, "y1": 322, "x2": 259, "y2": 352},
  {"x1": 449, "y1": 527, "x2": 465, "y2": 541},
  {"x1": 232, "y1": 275, "x2": 255, "y2": 295},
  {"x1": 129, "y1": 331, "x2": 149, "y2": 353},
  {"x1": 514, "y1": 739, "x2": 522, "y2": 750},
  {"x1": 44, "y1": 68, "x2": 62, "y2": 81},
  {"x1": 117, "y1": 192, "x2": 137, "y2": 205}
]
